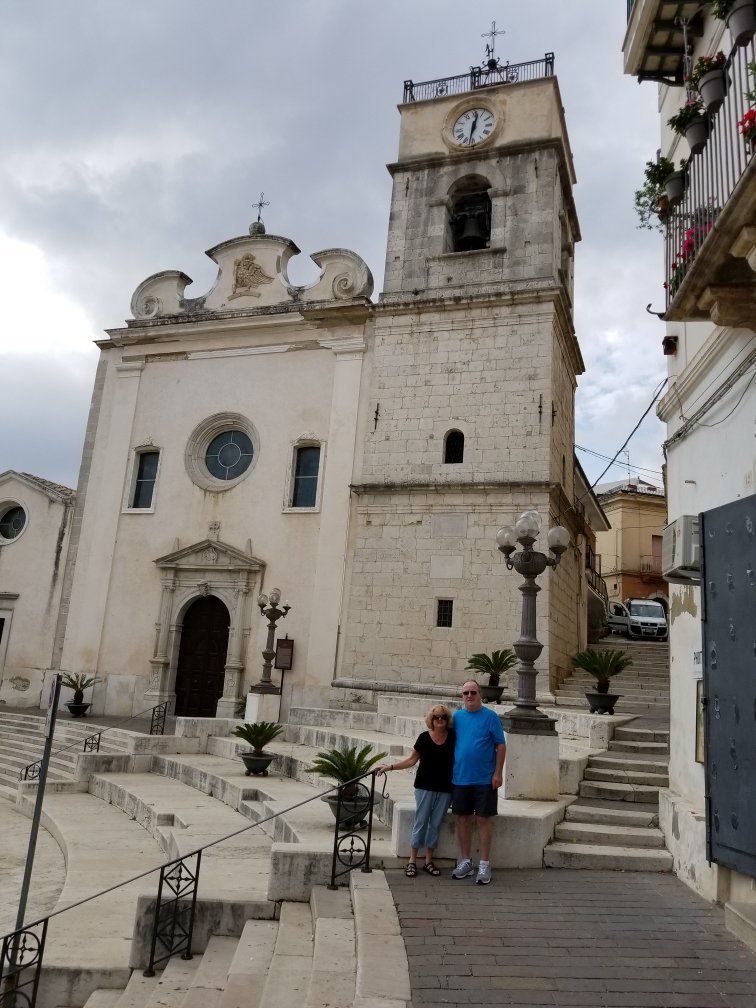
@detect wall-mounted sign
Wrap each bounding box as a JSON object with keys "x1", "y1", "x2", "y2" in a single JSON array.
[{"x1": 275, "y1": 636, "x2": 294, "y2": 671}]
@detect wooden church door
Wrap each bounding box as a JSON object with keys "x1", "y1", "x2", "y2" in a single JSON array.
[{"x1": 174, "y1": 596, "x2": 230, "y2": 717}]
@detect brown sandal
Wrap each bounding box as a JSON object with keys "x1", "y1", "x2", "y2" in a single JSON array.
[
  {"x1": 405, "y1": 862, "x2": 417, "y2": 877},
  {"x1": 422, "y1": 862, "x2": 441, "y2": 876}
]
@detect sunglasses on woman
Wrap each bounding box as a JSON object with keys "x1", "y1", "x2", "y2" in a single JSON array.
[{"x1": 432, "y1": 714, "x2": 448, "y2": 720}]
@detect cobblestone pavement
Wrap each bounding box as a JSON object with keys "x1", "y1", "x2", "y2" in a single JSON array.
[{"x1": 386, "y1": 868, "x2": 756, "y2": 1008}]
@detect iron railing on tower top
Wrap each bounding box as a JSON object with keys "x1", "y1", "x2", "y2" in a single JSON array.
[{"x1": 403, "y1": 54, "x2": 555, "y2": 103}]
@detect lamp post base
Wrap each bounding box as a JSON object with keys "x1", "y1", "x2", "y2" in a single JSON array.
[
  {"x1": 503, "y1": 730, "x2": 560, "y2": 800},
  {"x1": 245, "y1": 690, "x2": 281, "y2": 724},
  {"x1": 502, "y1": 710, "x2": 557, "y2": 736}
]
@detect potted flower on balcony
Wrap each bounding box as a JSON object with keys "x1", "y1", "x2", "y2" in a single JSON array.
[
  {"x1": 668, "y1": 98, "x2": 709, "y2": 155},
  {"x1": 233, "y1": 720, "x2": 284, "y2": 776},
  {"x1": 711, "y1": 0, "x2": 756, "y2": 48},
  {"x1": 737, "y1": 107, "x2": 756, "y2": 151},
  {"x1": 634, "y1": 156, "x2": 677, "y2": 229},
  {"x1": 687, "y1": 51, "x2": 728, "y2": 113}
]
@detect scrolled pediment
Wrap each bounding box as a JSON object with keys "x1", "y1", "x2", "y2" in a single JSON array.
[{"x1": 129, "y1": 232, "x2": 373, "y2": 322}]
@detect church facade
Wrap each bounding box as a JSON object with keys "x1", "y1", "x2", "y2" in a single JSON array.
[{"x1": 1, "y1": 55, "x2": 599, "y2": 718}]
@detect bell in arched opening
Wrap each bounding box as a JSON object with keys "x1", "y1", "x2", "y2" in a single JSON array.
[{"x1": 449, "y1": 180, "x2": 492, "y2": 253}]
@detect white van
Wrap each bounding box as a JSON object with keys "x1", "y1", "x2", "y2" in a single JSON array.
[{"x1": 607, "y1": 599, "x2": 668, "y2": 641}]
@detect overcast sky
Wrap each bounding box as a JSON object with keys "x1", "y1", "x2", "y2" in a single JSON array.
[{"x1": 0, "y1": 1, "x2": 667, "y2": 492}]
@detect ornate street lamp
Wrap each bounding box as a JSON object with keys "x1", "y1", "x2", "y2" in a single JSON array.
[
  {"x1": 496, "y1": 510, "x2": 570, "y2": 733},
  {"x1": 253, "y1": 588, "x2": 291, "y2": 694}
]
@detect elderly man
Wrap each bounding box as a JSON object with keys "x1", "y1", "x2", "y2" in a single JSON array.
[{"x1": 450, "y1": 679, "x2": 506, "y2": 885}]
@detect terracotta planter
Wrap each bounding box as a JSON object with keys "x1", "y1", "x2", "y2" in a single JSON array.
[
  {"x1": 697, "y1": 69, "x2": 728, "y2": 114},
  {"x1": 663, "y1": 170, "x2": 686, "y2": 205},
  {"x1": 684, "y1": 116, "x2": 709, "y2": 155},
  {"x1": 726, "y1": 0, "x2": 756, "y2": 47}
]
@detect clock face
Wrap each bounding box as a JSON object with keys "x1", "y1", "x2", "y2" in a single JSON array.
[{"x1": 452, "y1": 107, "x2": 496, "y2": 147}]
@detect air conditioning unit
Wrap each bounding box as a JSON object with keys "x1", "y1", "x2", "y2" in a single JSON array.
[{"x1": 662, "y1": 515, "x2": 700, "y2": 584}]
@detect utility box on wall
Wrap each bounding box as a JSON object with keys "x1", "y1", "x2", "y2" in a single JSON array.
[{"x1": 662, "y1": 514, "x2": 700, "y2": 583}]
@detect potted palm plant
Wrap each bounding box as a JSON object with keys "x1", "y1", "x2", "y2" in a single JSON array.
[
  {"x1": 465, "y1": 649, "x2": 519, "y2": 703},
  {"x1": 571, "y1": 648, "x2": 632, "y2": 716},
  {"x1": 711, "y1": 0, "x2": 756, "y2": 48},
  {"x1": 687, "y1": 51, "x2": 728, "y2": 113},
  {"x1": 60, "y1": 673, "x2": 99, "y2": 717},
  {"x1": 668, "y1": 98, "x2": 709, "y2": 155},
  {"x1": 307, "y1": 743, "x2": 386, "y2": 828},
  {"x1": 233, "y1": 721, "x2": 283, "y2": 776}
]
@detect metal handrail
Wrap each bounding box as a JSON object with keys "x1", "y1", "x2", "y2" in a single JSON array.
[
  {"x1": 19, "y1": 701, "x2": 170, "y2": 781},
  {"x1": 403, "y1": 53, "x2": 555, "y2": 103},
  {"x1": 665, "y1": 38, "x2": 756, "y2": 306},
  {"x1": 0, "y1": 769, "x2": 385, "y2": 1001}
]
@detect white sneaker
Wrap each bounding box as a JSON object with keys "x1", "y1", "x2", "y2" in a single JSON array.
[
  {"x1": 451, "y1": 858, "x2": 473, "y2": 879},
  {"x1": 476, "y1": 863, "x2": 492, "y2": 885}
]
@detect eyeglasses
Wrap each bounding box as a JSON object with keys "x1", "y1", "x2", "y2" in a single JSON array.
[
  {"x1": 432, "y1": 714, "x2": 448, "y2": 720},
  {"x1": 462, "y1": 690, "x2": 479, "y2": 696}
]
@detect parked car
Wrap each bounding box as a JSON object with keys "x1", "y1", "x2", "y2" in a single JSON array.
[{"x1": 607, "y1": 599, "x2": 668, "y2": 640}]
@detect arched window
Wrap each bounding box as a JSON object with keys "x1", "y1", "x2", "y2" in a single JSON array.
[
  {"x1": 448, "y1": 176, "x2": 492, "y2": 252},
  {"x1": 444, "y1": 430, "x2": 464, "y2": 464}
]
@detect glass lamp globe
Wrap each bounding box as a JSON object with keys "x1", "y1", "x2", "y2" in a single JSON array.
[
  {"x1": 515, "y1": 510, "x2": 541, "y2": 539},
  {"x1": 496, "y1": 526, "x2": 518, "y2": 551},
  {"x1": 268, "y1": 588, "x2": 282, "y2": 606},
  {"x1": 257, "y1": 593, "x2": 268, "y2": 607},
  {"x1": 547, "y1": 525, "x2": 570, "y2": 553}
]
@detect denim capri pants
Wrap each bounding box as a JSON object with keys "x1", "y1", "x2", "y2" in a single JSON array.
[{"x1": 410, "y1": 788, "x2": 450, "y2": 850}]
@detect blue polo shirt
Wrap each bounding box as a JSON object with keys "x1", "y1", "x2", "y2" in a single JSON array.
[{"x1": 452, "y1": 706, "x2": 506, "y2": 786}]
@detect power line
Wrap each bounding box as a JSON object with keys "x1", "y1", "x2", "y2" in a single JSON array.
[
  {"x1": 576, "y1": 444, "x2": 664, "y2": 479},
  {"x1": 590, "y1": 377, "x2": 669, "y2": 490}
]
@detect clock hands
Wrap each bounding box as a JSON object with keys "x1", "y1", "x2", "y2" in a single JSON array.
[{"x1": 468, "y1": 111, "x2": 478, "y2": 144}]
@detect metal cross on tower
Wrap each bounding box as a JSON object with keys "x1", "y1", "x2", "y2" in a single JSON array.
[
  {"x1": 481, "y1": 20, "x2": 506, "y2": 63},
  {"x1": 252, "y1": 192, "x2": 270, "y2": 223}
]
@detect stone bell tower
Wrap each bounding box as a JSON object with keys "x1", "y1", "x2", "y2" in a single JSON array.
[{"x1": 338, "y1": 46, "x2": 585, "y2": 694}]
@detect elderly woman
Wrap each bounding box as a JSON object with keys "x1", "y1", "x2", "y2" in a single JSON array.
[{"x1": 376, "y1": 704, "x2": 454, "y2": 877}]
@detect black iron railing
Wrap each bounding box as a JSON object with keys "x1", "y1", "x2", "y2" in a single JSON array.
[
  {"x1": 586, "y1": 565, "x2": 609, "y2": 611},
  {"x1": 403, "y1": 54, "x2": 555, "y2": 103},
  {"x1": 0, "y1": 771, "x2": 383, "y2": 1004},
  {"x1": 20, "y1": 701, "x2": 170, "y2": 781},
  {"x1": 665, "y1": 39, "x2": 756, "y2": 306}
]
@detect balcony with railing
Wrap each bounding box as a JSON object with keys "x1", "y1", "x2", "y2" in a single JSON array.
[
  {"x1": 664, "y1": 40, "x2": 756, "y2": 325},
  {"x1": 640, "y1": 554, "x2": 663, "y2": 576}
]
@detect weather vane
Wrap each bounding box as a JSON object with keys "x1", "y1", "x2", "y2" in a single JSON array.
[
  {"x1": 253, "y1": 192, "x2": 270, "y2": 224},
  {"x1": 481, "y1": 20, "x2": 505, "y2": 64}
]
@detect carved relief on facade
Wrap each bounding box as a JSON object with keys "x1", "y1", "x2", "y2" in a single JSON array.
[{"x1": 229, "y1": 254, "x2": 274, "y2": 300}]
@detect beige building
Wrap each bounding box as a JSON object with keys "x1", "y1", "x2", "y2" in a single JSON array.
[
  {"x1": 594, "y1": 477, "x2": 667, "y2": 608},
  {"x1": 1, "y1": 53, "x2": 600, "y2": 720},
  {"x1": 624, "y1": 0, "x2": 756, "y2": 948},
  {"x1": 0, "y1": 472, "x2": 74, "y2": 707}
]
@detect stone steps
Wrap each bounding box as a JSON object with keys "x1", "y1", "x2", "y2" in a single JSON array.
[
  {"x1": 544, "y1": 841, "x2": 673, "y2": 871},
  {"x1": 554, "y1": 820, "x2": 666, "y2": 848},
  {"x1": 565, "y1": 800, "x2": 659, "y2": 828},
  {"x1": 583, "y1": 767, "x2": 669, "y2": 787},
  {"x1": 82, "y1": 876, "x2": 408, "y2": 1008},
  {"x1": 543, "y1": 722, "x2": 670, "y2": 872},
  {"x1": 609, "y1": 739, "x2": 669, "y2": 754}
]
